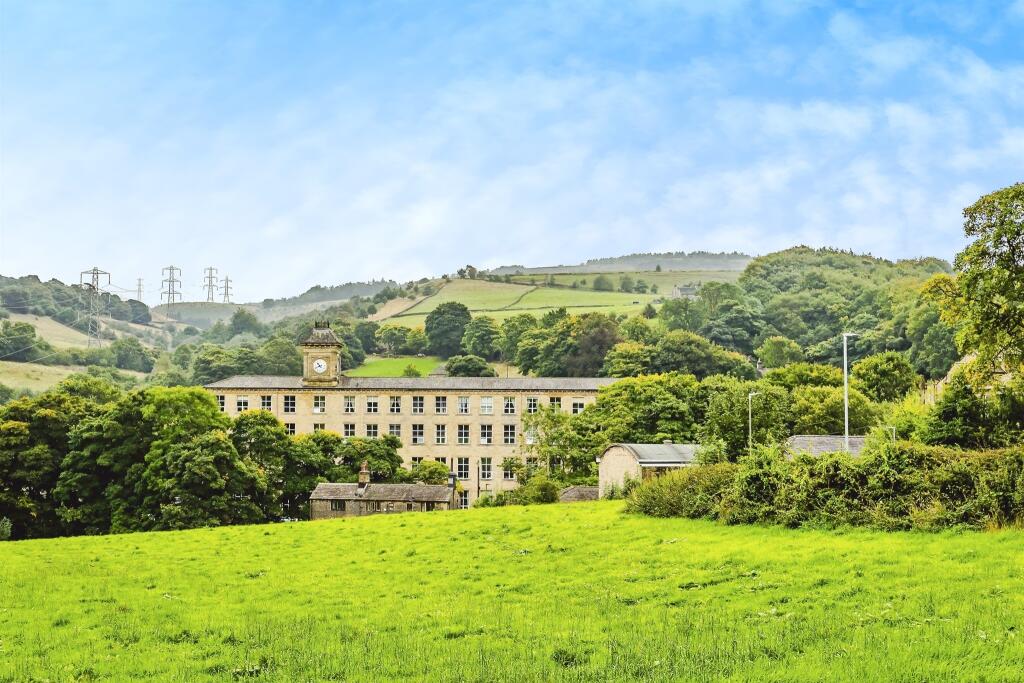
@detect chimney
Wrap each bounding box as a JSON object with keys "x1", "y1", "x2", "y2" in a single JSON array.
[{"x1": 358, "y1": 460, "x2": 370, "y2": 487}]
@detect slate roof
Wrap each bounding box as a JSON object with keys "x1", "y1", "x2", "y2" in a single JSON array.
[
  {"x1": 310, "y1": 482, "x2": 453, "y2": 503},
  {"x1": 786, "y1": 435, "x2": 867, "y2": 457},
  {"x1": 206, "y1": 375, "x2": 616, "y2": 391},
  {"x1": 604, "y1": 443, "x2": 699, "y2": 466},
  {"x1": 559, "y1": 485, "x2": 599, "y2": 502}
]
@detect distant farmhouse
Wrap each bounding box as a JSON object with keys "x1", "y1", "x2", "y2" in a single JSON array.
[
  {"x1": 206, "y1": 323, "x2": 614, "y2": 509},
  {"x1": 310, "y1": 461, "x2": 455, "y2": 519}
]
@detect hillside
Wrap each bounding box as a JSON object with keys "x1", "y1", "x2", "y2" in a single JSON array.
[
  {"x1": 2, "y1": 502, "x2": 1020, "y2": 681},
  {"x1": 383, "y1": 279, "x2": 659, "y2": 327},
  {"x1": 490, "y1": 250, "x2": 751, "y2": 274}
]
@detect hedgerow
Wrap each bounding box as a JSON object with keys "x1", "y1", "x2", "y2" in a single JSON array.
[{"x1": 626, "y1": 442, "x2": 1024, "y2": 531}]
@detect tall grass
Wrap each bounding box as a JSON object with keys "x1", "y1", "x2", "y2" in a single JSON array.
[{"x1": 2, "y1": 502, "x2": 1022, "y2": 681}]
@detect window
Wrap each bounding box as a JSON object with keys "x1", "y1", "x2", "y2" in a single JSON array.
[
  {"x1": 412, "y1": 424, "x2": 424, "y2": 445},
  {"x1": 435, "y1": 396, "x2": 447, "y2": 414},
  {"x1": 458, "y1": 396, "x2": 470, "y2": 415},
  {"x1": 411, "y1": 456, "x2": 423, "y2": 465},
  {"x1": 480, "y1": 397, "x2": 493, "y2": 415},
  {"x1": 284, "y1": 395, "x2": 296, "y2": 413},
  {"x1": 330, "y1": 500, "x2": 345, "y2": 512},
  {"x1": 435, "y1": 457, "x2": 447, "y2": 467},
  {"x1": 313, "y1": 423, "x2": 325, "y2": 432},
  {"x1": 571, "y1": 399, "x2": 586, "y2": 415},
  {"x1": 366, "y1": 397, "x2": 379, "y2": 414},
  {"x1": 480, "y1": 424, "x2": 493, "y2": 445},
  {"x1": 457, "y1": 457, "x2": 470, "y2": 480},
  {"x1": 236, "y1": 396, "x2": 249, "y2": 412},
  {"x1": 435, "y1": 424, "x2": 447, "y2": 445},
  {"x1": 389, "y1": 396, "x2": 402, "y2": 414},
  {"x1": 549, "y1": 396, "x2": 562, "y2": 409},
  {"x1": 313, "y1": 395, "x2": 326, "y2": 413},
  {"x1": 457, "y1": 424, "x2": 470, "y2": 445},
  {"x1": 504, "y1": 396, "x2": 516, "y2": 415},
  {"x1": 412, "y1": 396, "x2": 424, "y2": 414},
  {"x1": 343, "y1": 423, "x2": 356, "y2": 438},
  {"x1": 503, "y1": 460, "x2": 516, "y2": 480},
  {"x1": 526, "y1": 397, "x2": 539, "y2": 414},
  {"x1": 388, "y1": 423, "x2": 401, "y2": 437},
  {"x1": 503, "y1": 424, "x2": 516, "y2": 445},
  {"x1": 261, "y1": 395, "x2": 272, "y2": 410},
  {"x1": 480, "y1": 457, "x2": 492, "y2": 480},
  {"x1": 284, "y1": 423, "x2": 296, "y2": 436},
  {"x1": 525, "y1": 427, "x2": 537, "y2": 445},
  {"x1": 216, "y1": 395, "x2": 225, "y2": 412},
  {"x1": 458, "y1": 490, "x2": 469, "y2": 509},
  {"x1": 344, "y1": 396, "x2": 355, "y2": 414},
  {"x1": 366, "y1": 424, "x2": 378, "y2": 438}
]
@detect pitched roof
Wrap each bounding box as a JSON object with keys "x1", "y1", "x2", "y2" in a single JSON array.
[
  {"x1": 310, "y1": 482, "x2": 453, "y2": 503},
  {"x1": 205, "y1": 375, "x2": 616, "y2": 391},
  {"x1": 559, "y1": 485, "x2": 599, "y2": 502},
  {"x1": 786, "y1": 435, "x2": 867, "y2": 457},
  {"x1": 302, "y1": 323, "x2": 342, "y2": 347},
  {"x1": 604, "y1": 443, "x2": 699, "y2": 465}
]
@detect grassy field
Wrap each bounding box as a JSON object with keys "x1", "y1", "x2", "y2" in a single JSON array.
[
  {"x1": 345, "y1": 355, "x2": 443, "y2": 377},
  {"x1": 1, "y1": 502, "x2": 1021, "y2": 682},
  {"x1": 387, "y1": 279, "x2": 659, "y2": 327},
  {"x1": 0, "y1": 360, "x2": 83, "y2": 392},
  {"x1": 508, "y1": 269, "x2": 742, "y2": 292},
  {"x1": 7, "y1": 313, "x2": 95, "y2": 348}
]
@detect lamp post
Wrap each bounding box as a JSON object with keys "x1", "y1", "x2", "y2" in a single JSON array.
[
  {"x1": 748, "y1": 391, "x2": 760, "y2": 457},
  {"x1": 842, "y1": 332, "x2": 858, "y2": 453}
]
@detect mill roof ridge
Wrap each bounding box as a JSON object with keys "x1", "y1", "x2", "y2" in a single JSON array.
[{"x1": 204, "y1": 375, "x2": 617, "y2": 391}]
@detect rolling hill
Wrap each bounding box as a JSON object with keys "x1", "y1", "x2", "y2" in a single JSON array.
[{"x1": 2, "y1": 502, "x2": 1020, "y2": 681}]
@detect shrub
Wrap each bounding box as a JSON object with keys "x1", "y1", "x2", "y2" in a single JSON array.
[
  {"x1": 0, "y1": 517, "x2": 11, "y2": 541},
  {"x1": 625, "y1": 464, "x2": 737, "y2": 518}
]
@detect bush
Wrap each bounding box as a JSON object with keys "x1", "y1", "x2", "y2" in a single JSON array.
[
  {"x1": 625, "y1": 464, "x2": 737, "y2": 518},
  {"x1": 0, "y1": 517, "x2": 11, "y2": 541},
  {"x1": 626, "y1": 443, "x2": 1024, "y2": 531}
]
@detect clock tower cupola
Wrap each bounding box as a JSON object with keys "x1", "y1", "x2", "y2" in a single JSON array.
[{"x1": 301, "y1": 321, "x2": 343, "y2": 387}]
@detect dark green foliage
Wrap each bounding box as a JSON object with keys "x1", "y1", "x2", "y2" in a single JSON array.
[
  {"x1": 920, "y1": 373, "x2": 993, "y2": 449},
  {"x1": 628, "y1": 442, "x2": 1024, "y2": 531},
  {"x1": 852, "y1": 351, "x2": 918, "y2": 402},
  {"x1": 790, "y1": 385, "x2": 878, "y2": 435},
  {"x1": 0, "y1": 274, "x2": 150, "y2": 326},
  {"x1": 411, "y1": 459, "x2": 450, "y2": 485},
  {"x1": 763, "y1": 362, "x2": 842, "y2": 390},
  {"x1": 109, "y1": 336, "x2": 155, "y2": 372},
  {"x1": 0, "y1": 320, "x2": 52, "y2": 361},
  {"x1": 424, "y1": 301, "x2": 472, "y2": 357},
  {"x1": 461, "y1": 316, "x2": 500, "y2": 359},
  {"x1": 354, "y1": 320, "x2": 380, "y2": 355},
  {"x1": 515, "y1": 313, "x2": 621, "y2": 377},
  {"x1": 445, "y1": 355, "x2": 497, "y2": 377},
  {"x1": 592, "y1": 274, "x2": 614, "y2": 291}
]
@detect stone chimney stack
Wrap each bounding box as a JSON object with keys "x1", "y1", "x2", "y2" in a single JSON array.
[{"x1": 358, "y1": 460, "x2": 370, "y2": 486}]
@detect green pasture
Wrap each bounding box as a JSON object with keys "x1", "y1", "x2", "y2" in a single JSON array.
[
  {"x1": 1, "y1": 502, "x2": 1021, "y2": 681},
  {"x1": 0, "y1": 360, "x2": 82, "y2": 392},
  {"x1": 345, "y1": 355, "x2": 443, "y2": 377},
  {"x1": 508, "y1": 269, "x2": 741, "y2": 292}
]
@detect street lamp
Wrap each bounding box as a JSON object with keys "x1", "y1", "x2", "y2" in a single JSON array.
[
  {"x1": 748, "y1": 391, "x2": 760, "y2": 457},
  {"x1": 842, "y1": 332, "x2": 859, "y2": 453}
]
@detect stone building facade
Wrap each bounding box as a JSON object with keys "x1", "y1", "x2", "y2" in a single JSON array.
[
  {"x1": 205, "y1": 323, "x2": 615, "y2": 507},
  {"x1": 309, "y1": 461, "x2": 455, "y2": 519}
]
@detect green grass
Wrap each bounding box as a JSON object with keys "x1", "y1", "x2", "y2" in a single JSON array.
[
  {"x1": 0, "y1": 360, "x2": 83, "y2": 392},
  {"x1": 345, "y1": 354, "x2": 442, "y2": 377},
  {"x1": 387, "y1": 279, "x2": 659, "y2": 327},
  {"x1": 7, "y1": 313, "x2": 94, "y2": 348},
  {"x1": 508, "y1": 269, "x2": 742, "y2": 292},
  {"x1": 2, "y1": 502, "x2": 1021, "y2": 681}
]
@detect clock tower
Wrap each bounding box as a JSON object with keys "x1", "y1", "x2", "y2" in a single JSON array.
[{"x1": 301, "y1": 321, "x2": 343, "y2": 387}]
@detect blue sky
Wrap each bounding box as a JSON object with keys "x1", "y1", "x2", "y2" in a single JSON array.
[{"x1": 1, "y1": 1, "x2": 1022, "y2": 302}]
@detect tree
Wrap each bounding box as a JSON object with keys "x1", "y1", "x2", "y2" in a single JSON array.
[
  {"x1": 619, "y1": 275, "x2": 635, "y2": 293},
  {"x1": 697, "y1": 378, "x2": 791, "y2": 459},
  {"x1": 412, "y1": 459, "x2": 450, "y2": 485},
  {"x1": 424, "y1": 302, "x2": 472, "y2": 357},
  {"x1": 403, "y1": 328, "x2": 429, "y2": 355},
  {"x1": 906, "y1": 302, "x2": 958, "y2": 380},
  {"x1": 592, "y1": 274, "x2": 614, "y2": 291},
  {"x1": 461, "y1": 316, "x2": 501, "y2": 359},
  {"x1": 602, "y1": 342, "x2": 655, "y2": 377},
  {"x1": 354, "y1": 320, "x2": 380, "y2": 355},
  {"x1": 375, "y1": 324, "x2": 409, "y2": 356},
  {"x1": 191, "y1": 344, "x2": 242, "y2": 385},
  {"x1": 790, "y1": 386, "x2": 878, "y2": 435},
  {"x1": 231, "y1": 411, "x2": 290, "y2": 520},
  {"x1": 499, "y1": 314, "x2": 538, "y2": 360},
  {"x1": 619, "y1": 316, "x2": 656, "y2": 344},
  {"x1": 256, "y1": 336, "x2": 302, "y2": 375},
  {"x1": 653, "y1": 330, "x2": 754, "y2": 380},
  {"x1": 926, "y1": 183, "x2": 1024, "y2": 372},
  {"x1": 658, "y1": 298, "x2": 704, "y2": 332},
  {"x1": 171, "y1": 343, "x2": 195, "y2": 369},
  {"x1": 445, "y1": 355, "x2": 497, "y2": 377},
  {"x1": 852, "y1": 352, "x2": 918, "y2": 403},
  {"x1": 919, "y1": 373, "x2": 992, "y2": 448},
  {"x1": 763, "y1": 362, "x2": 843, "y2": 390},
  {"x1": 755, "y1": 336, "x2": 804, "y2": 369},
  {"x1": 641, "y1": 303, "x2": 657, "y2": 319},
  {"x1": 401, "y1": 364, "x2": 422, "y2": 377},
  {"x1": 229, "y1": 308, "x2": 265, "y2": 338},
  {"x1": 0, "y1": 320, "x2": 47, "y2": 361}
]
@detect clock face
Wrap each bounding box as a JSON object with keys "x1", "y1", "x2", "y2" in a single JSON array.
[{"x1": 312, "y1": 358, "x2": 327, "y2": 374}]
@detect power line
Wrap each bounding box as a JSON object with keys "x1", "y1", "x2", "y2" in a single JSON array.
[
  {"x1": 203, "y1": 266, "x2": 219, "y2": 303},
  {"x1": 161, "y1": 265, "x2": 182, "y2": 314},
  {"x1": 221, "y1": 275, "x2": 232, "y2": 304},
  {"x1": 79, "y1": 267, "x2": 110, "y2": 348}
]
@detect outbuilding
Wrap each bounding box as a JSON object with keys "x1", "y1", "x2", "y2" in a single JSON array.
[
  {"x1": 786, "y1": 435, "x2": 867, "y2": 457},
  {"x1": 309, "y1": 461, "x2": 455, "y2": 519},
  {"x1": 597, "y1": 443, "x2": 698, "y2": 497}
]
